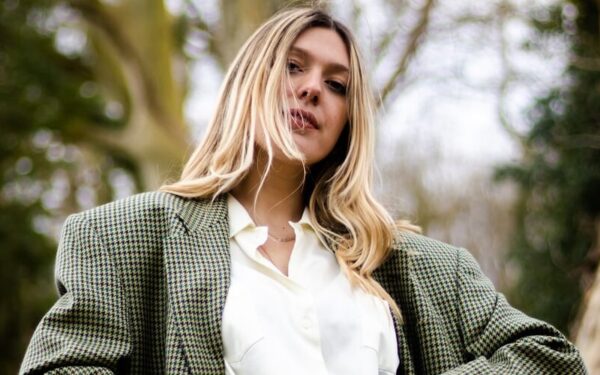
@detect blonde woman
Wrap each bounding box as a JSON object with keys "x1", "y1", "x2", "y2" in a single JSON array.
[{"x1": 21, "y1": 7, "x2": 586, "y2": 375}]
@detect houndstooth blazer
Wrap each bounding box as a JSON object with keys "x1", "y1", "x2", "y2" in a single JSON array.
[{"x1": 20, "y1": 191, "x2": 587, "y2": 374}]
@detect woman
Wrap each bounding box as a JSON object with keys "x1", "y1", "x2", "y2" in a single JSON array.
[{"x1": 21, "y1": 7, "x2": 586, "y2": 375}]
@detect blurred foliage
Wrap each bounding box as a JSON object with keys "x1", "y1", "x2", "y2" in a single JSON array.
[
  {"x1": 4, "y1": 0, "x2": 597, "y2": 372},
  {"x1": 1, "y1": 0, "x2": 296, "y2": 371},
  {"x1": 0, "y1": 0, "x2": 128, "y2": 372},
  {"x1": 497, "y1": 0, "x2": 600, "y2": 335}
]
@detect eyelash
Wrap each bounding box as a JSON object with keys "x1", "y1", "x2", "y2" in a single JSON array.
[
  {"x1": 287, "y1": 60, "x2": 347, "y2": 96},
  {"x1": 327, "y1": 80, "x2": 347, "y2": 95},
  {"x1": 287, "y1": 60, "x2": 302, "y2": 74}
]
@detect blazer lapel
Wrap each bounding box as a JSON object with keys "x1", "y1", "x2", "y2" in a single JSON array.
[
  {"x1": 375, "y1": 237, "x2": 431, "y2": 375},
  {"x1": 163, "y1": 195, "x2": 231, "y2": 373},
  {"x1": 162, "y1": 194, "x2": 428, "y2": 374}
]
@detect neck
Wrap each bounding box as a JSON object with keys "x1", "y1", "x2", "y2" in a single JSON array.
[{"x1": 231, "y1": 151, "x2": 306, "y2": 227}]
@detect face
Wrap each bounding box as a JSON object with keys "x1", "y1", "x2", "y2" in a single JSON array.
[
  {"x1": 258, "y1": 27, "x2": 350, "y2": 167},
  {"x1": 285, "y1": 27, "x2": 350, "y2": 165}
]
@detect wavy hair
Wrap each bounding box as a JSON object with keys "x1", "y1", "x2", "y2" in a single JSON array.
[{"x1": 159, "y1": 7, "x2": 413, "y2": 320}]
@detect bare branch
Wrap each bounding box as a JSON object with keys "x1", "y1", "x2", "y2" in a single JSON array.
[
  {"x1": 378, "y1": 0, "x2": 436, "y2": 107},
  {"x1": 496, "y1": 0, "x2": 524, "y2": 143},
  {"x1": 373, "y1": 26, "x2": 401, "y2": 67},
  {"x1": 182, "y1": 0, "x2": 221, "y2": 60},
  {"x1": 183, "y1": 0, "x2": 212, "y2": 32},
  {"x1": 372, "y1": 2, "x2": 409, "y2": 68}
]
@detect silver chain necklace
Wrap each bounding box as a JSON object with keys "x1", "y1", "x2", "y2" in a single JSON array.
[{"x1": 267, "y1": 231, "x2": 296, "y2": 242}]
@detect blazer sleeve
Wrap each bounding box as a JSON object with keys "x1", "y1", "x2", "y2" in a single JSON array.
[
  {"x1": 20, "y1": 213, "x2": 131, "y2": 374},
  {"x1": 441, "y1": 247, "x2": 587, "y2": 375}
]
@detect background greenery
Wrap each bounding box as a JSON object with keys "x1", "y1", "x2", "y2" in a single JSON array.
[
  {"x1": 1, "y1": 0, "x2": 598, "y2": 373},
  {"x1": 497, "y1": 0, "x2": 600, "y2": 336}
]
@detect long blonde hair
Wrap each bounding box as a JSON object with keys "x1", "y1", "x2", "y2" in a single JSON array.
[{"x1": 160, "y1": 7, "x2": 408, "y2": 320}]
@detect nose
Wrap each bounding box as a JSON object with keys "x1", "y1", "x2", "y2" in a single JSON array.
[{"x1": 296, "y1": 71, "x2": 321, "y2": 105}]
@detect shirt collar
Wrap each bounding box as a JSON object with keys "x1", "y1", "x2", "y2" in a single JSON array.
[
  {"x1": 227, "y1": 193, "x2": 328, "y2": 248},
  {"x1": 227, "y1": 194, "x2": 256, "y2": 238},
  {"x1": 293, "y1": 208, "x2": 317, "y2": 233},
  {"x1": 292, "y1": 208, "x2": 332, "y2": 251}
]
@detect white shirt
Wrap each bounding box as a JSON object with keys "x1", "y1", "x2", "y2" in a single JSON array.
[{"x1": 222, "y1": 195, "x2": 399, "y2": 375}]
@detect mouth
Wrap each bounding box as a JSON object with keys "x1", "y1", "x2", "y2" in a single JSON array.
[{"x1": 289, "y1": 108, "x2": 319, "y2": 130}]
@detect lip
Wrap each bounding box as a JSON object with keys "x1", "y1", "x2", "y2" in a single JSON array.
[{"x1": 289, "y1": 108, "x2": 319, "y2": 130}]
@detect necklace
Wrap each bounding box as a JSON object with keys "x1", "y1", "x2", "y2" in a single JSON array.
[
  {"x1": 245, "y1": 209, "x2": 296, "y2": 242},
  {"x1": 268, "y1": 231, "x2": 296, "y2": 242},
  {"x1": 257, "y1": 245, "x2": 274, "y2": 263}
]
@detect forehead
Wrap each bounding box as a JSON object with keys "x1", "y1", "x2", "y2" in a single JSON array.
[{"x1": 290, "y1": 27, "x2": 349, "y2": 68}]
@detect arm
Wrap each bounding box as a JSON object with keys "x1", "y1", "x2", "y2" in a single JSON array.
[
  {"x1": 20, "y1": 214, "x2": 131, "y2": 374},
  {"x1": 443, "y1": 248, "x2": 587, "y2": 374}
]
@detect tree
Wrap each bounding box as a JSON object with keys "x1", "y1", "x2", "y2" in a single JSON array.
[
  {"x1": 496, "y1": 0, "x2": 600, "y2": 342},
  {"x1": 0, "y1": 0, "x2": 121, "y2": 372},
  {"x1": 6, "y1": 0, "x2": 532, "y2": 372}
]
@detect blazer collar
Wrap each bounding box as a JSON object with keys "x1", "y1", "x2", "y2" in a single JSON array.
[
  {"x1": 163, "y1": 193, "x2": 419, "y2": 375},
  {"x1": 169, "y1": 194, "x2": 228, "y2": 235},
  {"x1": 375, "y1": 236, "x2": 421, "y2": 375},
  {"x1": 163, "y1": 194, "x2": 231, "y2": 373}
]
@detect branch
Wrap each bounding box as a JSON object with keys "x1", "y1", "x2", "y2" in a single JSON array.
[
  {"x1": 65, "y1": 0, "x2": 186, "y2": 144},
  {"x1": 183, "y1": 0, "x2": 220, "y2": 62},
  {"x1": 496, "y1": 0, "x2": 525, "y2": 144},
  {"x1": 373, "y1": 26, "x2": 401, "y2": 67},
  {"x1": 183, "y1": 0, "x2": 211, "y2": 32},
  {"x1": 378, "y1": 0, "x2": 436, "y2": 107},
  {"x1": 65, "y1": 0, "x2": 138, "y2": 79},
  {"x1": 372, "y1": 2, "x2": 409, "y2": 68}
]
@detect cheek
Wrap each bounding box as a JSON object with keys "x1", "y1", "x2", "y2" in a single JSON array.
[
  {"x1": 285, "y1": 86, "x2": 293, "y2": 98},
  {"x1": 328, "y1": 123, "x2": 347, "y2": 152},
  {"x1": 284, "y1": 79, "x2": 298, "y2": 101},
  {"x1": 331, "y1": 101, "x2": 348, "y2": 132}
]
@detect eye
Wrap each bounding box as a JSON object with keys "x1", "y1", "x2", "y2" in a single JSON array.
[
  {"x1": 287, "y1": 60, "x2": 302, "y2": 74},
  {"x1": 327, "y1": 80, "x2": 347, "y2": 95}
]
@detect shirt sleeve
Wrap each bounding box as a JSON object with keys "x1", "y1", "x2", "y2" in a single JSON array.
[
  {"x1": 441, "y1": 247, "x2": 587, "y2": 375},
  {"x1": 20, "y1": 213, "x2": 131, "y2": 374}
]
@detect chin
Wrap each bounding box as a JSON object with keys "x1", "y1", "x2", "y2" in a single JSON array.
[{"x1": 294, "y1": 148, "x2": 325, "y2": 166}]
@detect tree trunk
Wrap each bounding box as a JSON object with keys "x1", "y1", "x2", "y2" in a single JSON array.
[
  {"x1": 68, "y1": 0, "x2": 189, "y2": 189},
  {"x1": 575, "y1": 219, "x2": 600, "y2": 373}
]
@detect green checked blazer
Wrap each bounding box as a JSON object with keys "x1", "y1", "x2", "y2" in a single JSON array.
[{"x1": 21, "y1": 191, "x2": 587, "y2": 374}]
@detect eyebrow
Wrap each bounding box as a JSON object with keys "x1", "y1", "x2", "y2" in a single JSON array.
[{"x1": 289, "y1": 46, "x2": 350, "y2": 74}]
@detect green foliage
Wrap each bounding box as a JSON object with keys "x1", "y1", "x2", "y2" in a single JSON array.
[
  {"x1": 0, "y1": 0, "x2": 127, "y2": 372},
  {"x1": 0, "y1": 203, "x2": 56, "y2": 372},
  {"x1": 497, "y1": 0, "x2": 600, "y2": 334}
]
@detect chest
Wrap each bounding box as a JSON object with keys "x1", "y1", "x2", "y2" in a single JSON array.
[{"x1": 222, "y1": 236, "x2": 399, "y2": 375}]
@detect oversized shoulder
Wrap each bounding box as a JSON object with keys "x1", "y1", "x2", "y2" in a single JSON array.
[
  {"x1": 390, "y1": 230, "x2": 472, "y2": 273},
  {"x1": 376, "y1": 231, "x2": 496, "y2": 330},
  {"x1": 376, "y1": 231, "x2": 490, "y2": 300},
  {"x1": 65, "y1": 191, "x2": 228, "y2": 244}
]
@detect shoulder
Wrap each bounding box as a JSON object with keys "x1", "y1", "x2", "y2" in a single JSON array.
[
  {"x1": 393, "y1": 230, "x2": 466, "y2": 271},
  {"x1": 394, "y1": 231, "x2": 461, "y2": 260},
  {"x1": 74, "y1": 191, "x2": 183, "y2": 226},
  {"x1": 379, "y1": 231, "x2": 484, "y2": 290},
  {"x1": 65, "y1": 191, "x2": 217, "y2": 245}
]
